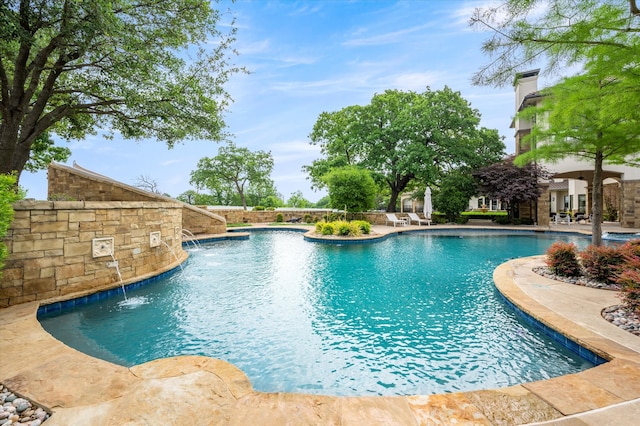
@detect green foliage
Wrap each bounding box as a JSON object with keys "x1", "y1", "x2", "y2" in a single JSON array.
[
  {"x1": 318, "y1": 222, "x2": 335, "y2": 235},
  {"x1": 471, "y1": 0, "x2": 640, "y2": 87},
  {"x1": 24, "y1": 132, "x2": 71, "y2": 173},
  {"x1": 313, "y1": 196, "x2": 331, "y2": 209},
  {"x1": 261, "y1": 195, "x2": 284, "y2": 209},
  {"x1": 461, "y1": 211, "x2": 507, "y2": 219},
  {"x1": 353, "y1": 220, "x2": 371, "y2": 234},
  {"x1": 616, "y1": 241, "x2": 640, "y2": 314},
  {"x1": 253, "y1": 206, "x2": 265, "y2": 211},
  {"x1": 454, "y1": 215, "x2": 469, "y2": 224},
  {"x1": 494, "y1": 216, "x2": 511, "y2": 225},
  {"x1": 303, "y1": 214, "x2": 312, "y2": 223},
  {"x1": 473, "y1": 0, "x2": 640, "y2": 246},
  {"x1": 545, "y1": 242, "x2": 581, "y2": 277},
  {"x1": 323, "y1": 167, "x2": 376, "y2": 213},
  {"x1": 275, "y1": 213, "x2": 283, "y2": 223},
  {"x1": 335, "y1": 221, "x2": 350, "y2": 236},
  {"x1": 305, "y1": 88, "x2": 505, "y2": 212},
  {"x1": 434, "y1": 171, "x2": 477, "y2": 222},
  {"x1": 580, "y1": 245, "x2": 625, "y2": 284},
  {"x1": 314, "y1": 220, "x2": 370, "y2": 237},
  {"x1": 0, "y1": 0, "x2": 244, "y2": 177},
  {"x1": 0, "y1": 174, "x2": 25, "y2": 276},
  {"x1": 190, "y1": 142, "x2": 275, "y2": 210},
  {"x1": 179, "y1": 186, "x2": 234, "y2": 207},
  {"x1": 48, "y1": 193, "x2": 76, "y2": 201},
  {"x1": 286, "y1": 191, "x2": 311, "y2": 208}
]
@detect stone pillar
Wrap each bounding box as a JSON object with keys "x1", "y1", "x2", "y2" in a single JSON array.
[{"x1": 537, "y1": 183, "x2": 550, "y2": 226}]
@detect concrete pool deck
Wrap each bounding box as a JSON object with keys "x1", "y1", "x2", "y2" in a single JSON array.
[{"x1": 2, "y1": 224, "x2": 640, "y2": 425}]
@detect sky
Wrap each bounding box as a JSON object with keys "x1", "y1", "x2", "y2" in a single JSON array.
[{"x1": 20, "y1": 0, "x2": 542, "y2": 203}]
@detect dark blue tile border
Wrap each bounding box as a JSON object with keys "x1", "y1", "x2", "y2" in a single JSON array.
[
  {"x1": 497, "y1": 292, "x2": 608, "y2": 366},
  {"x1": 37, "y1": 264, "x2": 184, "y2": 317}
]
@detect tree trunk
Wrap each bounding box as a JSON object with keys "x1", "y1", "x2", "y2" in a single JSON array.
[
  {"x1": 386, "y1": 190, "x2": 400, "y2": 212},
  {"x1": 591, "y1": 150, "x2": 604, "y2": 246}
]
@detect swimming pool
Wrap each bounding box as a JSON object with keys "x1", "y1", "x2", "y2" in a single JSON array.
[{"x1": 39, "y1": 230, "x2": 595, "y2": 396}]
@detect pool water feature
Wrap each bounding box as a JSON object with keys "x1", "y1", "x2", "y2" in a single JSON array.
[{"x1": 39, "y1": 231, "x2": 595, "y2": 396}]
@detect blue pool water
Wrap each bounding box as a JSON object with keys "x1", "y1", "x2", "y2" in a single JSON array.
[{"x1": 39, "y1": 230, "x2": 595, "y2": 396}]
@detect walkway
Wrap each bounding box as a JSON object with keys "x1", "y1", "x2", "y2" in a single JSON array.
[{"x1": 1, "y1": 224, "x2": 640, "y2": 425}]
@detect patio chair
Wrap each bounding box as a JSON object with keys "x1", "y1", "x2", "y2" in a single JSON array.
[
  {"x1": 554, "y1": 213, "x2": 571, "y2": 225},
  {"x1": 385, "y1": 213, "x2": 407, "y2": 227},
  {"x1": 407, "y1": 212, "x2": 431, "y2": 226}
]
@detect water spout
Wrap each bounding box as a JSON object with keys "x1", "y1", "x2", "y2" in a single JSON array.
[
  {"x1": 160, "y1": 240, "x2": 184, "y2": 271},
  {"x1": 107, "y1": 252, "x2": 127, "y2": 301},
  {"x1": 181, "y1": 229, "x2": 202, "y2": 249}
]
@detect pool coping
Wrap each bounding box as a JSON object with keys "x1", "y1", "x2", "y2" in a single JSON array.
[{"x1": 2, "y1": 226, "x2": 640, "y2": 424}]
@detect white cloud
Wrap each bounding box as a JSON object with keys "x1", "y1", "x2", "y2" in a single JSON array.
[{"x1": 342, "y1": 23, "x2": 435, "y2": 47}]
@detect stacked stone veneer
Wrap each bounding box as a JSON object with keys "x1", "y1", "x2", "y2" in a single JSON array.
[
  {"x1": 0, "y1": 200, "x2": 184, "y2": 307},
  {"x1": 622, "y1": 180, "x2": 640, "y2": 228},
  {"x1": 48, "y1": 163, "x2": 226, "y2": 235}
]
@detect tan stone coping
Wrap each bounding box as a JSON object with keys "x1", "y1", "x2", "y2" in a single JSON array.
[{"x1": 2, "y1": 232, "x2": 640, "y2": 424}]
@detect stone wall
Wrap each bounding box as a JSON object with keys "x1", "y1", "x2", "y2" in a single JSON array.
[
  {"x1": 210, "y1": 209, "x2": 411, "y2": 226},
  {"x1": 48, "y1": 163, "x2": 226, "y2": 235},
  {"x1": 209, "y1": 209, "x2": 332, "y2": 224},
  {"x1": 0, "y1": 200, "x2": 185, "y2": 307},
  {"x1": 622, "y1": 180, "x2": 640, "y2": 228}
]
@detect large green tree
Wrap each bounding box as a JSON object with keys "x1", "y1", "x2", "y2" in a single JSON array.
[
  {"x1": 517, "y1": 70, "x2": 640, "y2": 245},
  {"x1": 472, "y1": 0, "x2": 640, "y2": 245},
  {"x1": 0, "y1": 0, "x2": 241, "y2": 180},
  {"x1": 470, "y1": 0, "x2": 640, "y2": 87},
  {"x1": 304, "y1": 88, "x2": 504, "y2": 212},
  {"x1": 190, "y1": 143, "x2": 275, "y2": 210},
  {"x1": 323, "y1": 166, "x2": 377, "y2": 213}
]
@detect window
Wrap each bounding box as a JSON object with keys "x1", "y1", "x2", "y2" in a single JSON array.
[{"x1": 578, "y1": 194, "x2": 586, "y2": 213}]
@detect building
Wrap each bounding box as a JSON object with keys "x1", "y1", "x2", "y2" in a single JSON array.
[{"x1": 512, "y1": 69, "x2": 640, "y2": 227}]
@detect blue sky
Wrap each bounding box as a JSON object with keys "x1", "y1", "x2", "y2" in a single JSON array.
[{"x1": 21, "y1": 0, "x2": 533, "y2": 203}]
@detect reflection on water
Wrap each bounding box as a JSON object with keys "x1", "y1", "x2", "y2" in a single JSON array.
[{"x1": 39, "y1": 231, "x2": 594, "y2": 396}]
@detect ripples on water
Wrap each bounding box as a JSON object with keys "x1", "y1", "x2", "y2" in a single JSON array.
[{"x1": 39, "y1": 231, "x2": 594, "y2": 396}]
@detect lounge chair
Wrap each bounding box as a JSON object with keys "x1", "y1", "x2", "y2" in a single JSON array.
[
  {"x1": 385, "y1": 213, "x2": 407, "y2": 227},
  {"x1": 554, "y1": 213, "x2": 571, "y2": 225},
  {"x1": 407, "y1": 212, "x2": 431, "y2": 226}
]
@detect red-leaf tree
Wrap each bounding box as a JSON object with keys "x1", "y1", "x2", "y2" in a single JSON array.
[{"x1": 473, "y1": 155, "x2": 548, "y2": 220}]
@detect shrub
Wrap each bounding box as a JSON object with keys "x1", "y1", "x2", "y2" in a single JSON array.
[
  {"x1": 495, "y1": 216, "x2": 511, "y2": 225},
  {"x1": 353, "y1": 220, "x2": 371, "y2": 234},
  {"x1": 0, "y1": 174, "x2": 25, "y2": 277},
  {"x1": 253, "y1": 205, "x2": 265, "y2": 211},
  {"x1": 275, "y1": 213, "x2": 283, "y2": 222},
  {"x1": 614, "y1": 240, "x2": 640, "y2": 314},
  {"x1": 334, "y1": 220, "x2": 352, "y2": 236},
  {"x1": 303, "y1": 214, "x2": 312, "y2": 223},
  {"x1": 334, "y1": 220, "x2": 362, "y2": 237},
  {"x1": 48, "y1": 193, "x2": 75, "y2": 201},
  {"x1": 519, "y1": 217, "x2": 534, "y2": 225},
  {"x1": 580, "y1": 245, "x2": 625, "y2": 284},
  {"x1": 321, "y1": 222, "x2": 335, "y2": 235},
  {"x1": 545, "y1": 241, "x2": 581, "y2": 277},
  {"x1": 455, "y1": 215, "x2": 469, "y2": 224}
]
